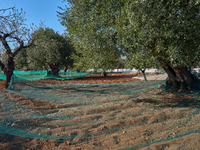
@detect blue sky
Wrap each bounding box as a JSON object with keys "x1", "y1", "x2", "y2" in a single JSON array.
[{"x1": 0, "y1": 0, "x2": 67, "y2": 33}]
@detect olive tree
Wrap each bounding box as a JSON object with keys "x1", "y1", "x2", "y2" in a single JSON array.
[
  {"x1": 27, "y1": 27, "x2": 74, "y2": 75},
  {"x1": 123, "y1": 0, "x2": 200, "y2": 90},
  {"x1": 0, "y1": 7, "x2": 34, "y2": 87},
  {"x1": 58, "y1": 0, "x2": 122, "y2": 76},
  {"x1": 59, "y1": 0, "x2": 200, "y2": 91}
]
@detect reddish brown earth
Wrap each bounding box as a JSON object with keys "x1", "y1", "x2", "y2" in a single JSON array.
[
  {"x1": 0, "y1": 79, "x2": 5, "y2": 89},
  {"x1": 0, "y1": 73, "x2": 200, "y2": 150},
  {"x1": 0, "y1": 73, "x2": 137, "y2": 89},
  {"x1": 35, "y1": 73, "x2": 138, "y2": 85}
]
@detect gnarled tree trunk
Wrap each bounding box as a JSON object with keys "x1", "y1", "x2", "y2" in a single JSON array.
[
  {"x1": 162, "y1": 64, "x2": 200, "y2": 91},
  {"x1": 48, "y1": 63, "x2": 60, "y2": 76},
  {"x1": 150, "y1": 38, "x2": 200, "y2": 91},
  {"x1": 3, "y1": 56, "x2": 15, "y2": 88}
]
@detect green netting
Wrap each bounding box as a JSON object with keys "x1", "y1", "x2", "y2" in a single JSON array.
[
  {"x1": 0, "y1": 71, "x2": 6, "y2": 80},
  {"x1": 13, "y1": 70, "x2": 48, "y2": 75},
  {"x1": 0, "y1": 78, "x2": 200, "y2": 149},
  {"x1": 0, "y1": 70, "x2": 90, "y2": 81}
]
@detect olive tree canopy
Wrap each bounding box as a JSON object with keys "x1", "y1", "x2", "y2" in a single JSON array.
[
  {"x1": 27, "y1": 27, "x2": 74, "y2": 75},
  {"x1": 59, "y1": 0, "x2": 200, "y2": 90}
]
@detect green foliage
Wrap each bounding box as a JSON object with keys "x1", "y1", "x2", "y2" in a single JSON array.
[
  {"x1": 14, "y1": 49, "x2": 28, "y2": 70},
  {"x1": 117, "y1": 58, "x2": 126, "y2": 69},
  {"x1": 59, "y1": 0, "x2": 200, "y2": 72},
  {"x1": 26, "y1": 28, "x2": 74, "y2": 70},
  {"x1": 121, "y1": 0, "x2": 200, "y2": 67},
  {"x1": 125, "y1": 50, "x2": 156, "y2": 71},
  {"x1": 58, "y1": 0, "x2": 122, "y2": 71}
]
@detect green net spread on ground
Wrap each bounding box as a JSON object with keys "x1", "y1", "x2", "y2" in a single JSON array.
[
  {"x1": 0, "y1": 78, "x2": 200, "y2": 149},
  {"x1": 0, "y1": 70, "x2": 90, "y2": 81}
]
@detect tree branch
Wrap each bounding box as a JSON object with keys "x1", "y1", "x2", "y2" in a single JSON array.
[
  {"x1": 0, "y1": 7, "x2": 14, "y2": 12},
  {"x1": 13, "y1": 39, "x2": 34, "y2": 57},
  {"x1": 0, "y1": 33, "x2": 12, "y2": 55}
]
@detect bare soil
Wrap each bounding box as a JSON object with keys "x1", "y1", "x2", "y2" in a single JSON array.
[
  {"x1": 0, "y1": 73, "x2": 200, "y2": 150},
  {"x1": 0, "y1": 73, "x2": 137, "y2": 89},
  {"x1": 35, "y1": 73, "x2": 139, "y2": 85}
]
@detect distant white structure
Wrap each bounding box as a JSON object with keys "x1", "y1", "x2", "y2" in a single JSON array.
[
  {"x1": 193, "y1": 68, "x2": 200, "y2": 73},
  {"x1": 111, "y1": 69, "x2": 132, "y2": 72},
  {"x1": 88, "y1": 68, "x2": 200, "y2": 76},
  {"x1": 110, "y1": 68, "x2": 164, "y2": 73}
]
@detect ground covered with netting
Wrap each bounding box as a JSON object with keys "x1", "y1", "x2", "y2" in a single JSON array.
[{"x1": 0, "y1": 73, "x2": 200, "y2": 150}]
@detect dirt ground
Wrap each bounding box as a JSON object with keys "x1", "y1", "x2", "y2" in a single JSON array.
[
  {"x1": 0, "y1": 73, "x2": 200, "y2": 150},
  {"x1": 0, "y1": 73, "x2": 137, "y2": 89}
]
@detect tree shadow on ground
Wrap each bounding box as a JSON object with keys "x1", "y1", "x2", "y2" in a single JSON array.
[{"x1": 133, "y1": 97, "x2": 200, "y2": 108}]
